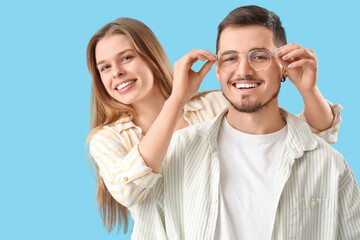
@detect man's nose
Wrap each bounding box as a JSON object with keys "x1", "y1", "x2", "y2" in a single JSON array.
[{"x1": 234, "y1": 55, "x2": 254, "y2": 76}]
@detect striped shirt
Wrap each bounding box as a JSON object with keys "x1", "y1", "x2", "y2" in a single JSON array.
[
  {"x1": 89, "y1": 91, "x2": 342, "y2": 239},
  {"x1": 163, "y1": 109, "x2": 360, "y2": 240}
]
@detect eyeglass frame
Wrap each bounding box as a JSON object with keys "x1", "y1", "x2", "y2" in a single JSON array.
[{"x1": 215, "y1": 49, "x2": 274, "y2": 73}]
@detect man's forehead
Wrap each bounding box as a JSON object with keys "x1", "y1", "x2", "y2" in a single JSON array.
[{"x1": 218, "y1": 25, "x2": 276, "y2": 53}]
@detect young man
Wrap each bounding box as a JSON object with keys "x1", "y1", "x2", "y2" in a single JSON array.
[{"x1": 163, "y1": 5, "x2": 360, "y2": 239}]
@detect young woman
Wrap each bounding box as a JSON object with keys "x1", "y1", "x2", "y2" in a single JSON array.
[{"x1": 86, "y1": 18, "x2": 341, "y2": 236}]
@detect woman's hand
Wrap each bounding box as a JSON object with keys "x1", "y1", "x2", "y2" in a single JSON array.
[
  {"x1": 171, "y1": 49, "x2": 216, "y2": 105},
  {"x1": 275, "y1": 43, "x2": 318, "y2": 94},
  {"x1": 276, "y1": 43, "x2": 334, "y2": 131}
]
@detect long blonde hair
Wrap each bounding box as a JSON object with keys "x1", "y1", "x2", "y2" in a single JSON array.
[
  {"x1": 86, "y1": 18, "x2": 173, "y2": 233},
  {"x1": 86, "y1": 17, "x2": 212, "y2": 234}
]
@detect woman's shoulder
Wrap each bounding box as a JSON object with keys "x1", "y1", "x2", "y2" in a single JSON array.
[
  {"x1": 91, "y1": 116, "x2": 138, "y2": 142},
  {"x1": 187, "y1": 90, "x2": 228, "y2": 112},
  {"x1": 198, "y1": 89, "x2": 223, "y2": 98}
]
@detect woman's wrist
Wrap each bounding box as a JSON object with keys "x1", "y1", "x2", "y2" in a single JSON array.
[
  {"x1": 298, "y1": 85, "x2": 319, "y2": 100},
  {"x1": 166, "y1": 95, "x2": 187, "y2": 109}
]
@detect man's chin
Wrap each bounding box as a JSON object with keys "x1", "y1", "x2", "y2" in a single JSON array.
[
  {"x1": 230, "y1": 101, "x2": 263, "y2": 113},
  {"x1": 222, "y1": 86, "x2": 280, "y2": 114},
  {"x1": 222, "y1": 93, "x2": 261, "y2": 113}
]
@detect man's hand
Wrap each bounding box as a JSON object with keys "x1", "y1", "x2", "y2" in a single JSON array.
[
  {"x1": 170, "y1": 49, "x2": 216, "y2": 105},
  {"x1": 275, "y1": 43, "x2": 318, "y2": 94}
]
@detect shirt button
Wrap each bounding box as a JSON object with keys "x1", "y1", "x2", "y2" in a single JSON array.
[
  {"x1": 184, "y1": 112, "x2": 189, "y2": 118},
  {"x1": 123, "y1": 177, "x2": 129, "y2": 183},
  {"x1": 310, "y1": 199, "x2": 316, "y2": 207},
  {"x1": 213, "y1": 198, "x2": 217, "y2": 204}
]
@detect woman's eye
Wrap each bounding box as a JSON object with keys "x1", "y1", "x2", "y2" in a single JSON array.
[
  {"x1": 122, "y1": 56, "x2": 133, "y2": 62},
  {"x1": 100, "y1": 65, "x2": 110, "y2": 72}
]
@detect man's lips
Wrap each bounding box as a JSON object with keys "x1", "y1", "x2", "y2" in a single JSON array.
[
  {"x1": 228, "y1": 80, "x2": 263, "y2": 90},
  {"x1": 233, "y1": 82, "x2": 261, "y2": 89}
]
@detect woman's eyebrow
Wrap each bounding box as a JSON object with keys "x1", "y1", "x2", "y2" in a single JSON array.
[{"x1": 96, "y1": 49, "x2": 134, "y2": 66}]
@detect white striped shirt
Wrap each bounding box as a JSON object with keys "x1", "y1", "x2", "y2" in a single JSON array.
[
  {"x1": 89, "y1": 91, "x2": 342, "y2": 239},
  {"x1": 163, "y1": 109, "x2": 360, "y2": 239}
]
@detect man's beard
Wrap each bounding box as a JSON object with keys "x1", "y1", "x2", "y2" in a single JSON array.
[{"x1": 222, "y1": 83, "x2": 281, "y2": 113}]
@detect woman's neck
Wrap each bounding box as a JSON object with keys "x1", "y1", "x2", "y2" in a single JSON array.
[{"x1": 132, "y1": 93, "x2": 167, "y2": 134}]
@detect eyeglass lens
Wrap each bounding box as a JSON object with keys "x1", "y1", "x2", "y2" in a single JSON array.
[{"x1": 217, "y1": 50, "x2": 272, "y2": 72}]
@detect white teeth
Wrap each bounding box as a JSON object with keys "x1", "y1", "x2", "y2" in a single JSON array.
[
  {"x1": 235, "y1": 83, "x2": 258, "y2": 89},
  {"x1": 117, "y1": 80, "x2": 135, "y2": 90}
]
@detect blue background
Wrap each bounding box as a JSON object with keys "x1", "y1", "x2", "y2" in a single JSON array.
[{"x1": 1, "y1": 0, "x2": 359, "y2": 239}]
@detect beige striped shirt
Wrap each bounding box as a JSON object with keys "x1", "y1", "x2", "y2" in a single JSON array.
[
  {"x1": 89, "y1": 91, "x2": 342, "y2": 239},
  {"x1": 163, "y1": 109, "x2": 360, "y2": 239}
]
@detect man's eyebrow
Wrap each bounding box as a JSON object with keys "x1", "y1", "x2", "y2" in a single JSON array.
[
  {"x1": 96, "y1": 49, "x2": 134, "y2": 66},
  {"x1": 249, "y1": 47, "x2": 269, "y2": 52},
  {"x1": 220, "y1": 50, "x2": 238, "y2": 56},
  {"x1": 219, "y1": 48, "x2": 270, "y2": 56}
]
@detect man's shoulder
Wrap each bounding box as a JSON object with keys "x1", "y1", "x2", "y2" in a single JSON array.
[
  {"x1": 312, "y1": 135, "x2": 345, "y2": 161},
  {"x1": 283, "y1": 109, "x2": 345, "y2": 163},
  {"x1": 169, "y1": 112, "x2": 225, "y2": 155},
  {"x1": 172, "y1": 119, "x2": 211, "y2": 143},
  {"x1": 296, "y1": 125, "x2": 346, "y2": 171}
]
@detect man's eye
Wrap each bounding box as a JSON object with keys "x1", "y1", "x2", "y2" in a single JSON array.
[
  {"x1": 222, "y1": 56, "x2": 237, "y2": 63},
  {"x1": 252, "y1": 55, "x2": 269, "y2": 61},
  {"x1": 256, "y1": 56, "x2": 267, "y2": 59}
]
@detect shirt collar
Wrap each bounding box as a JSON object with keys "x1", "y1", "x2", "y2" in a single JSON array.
[
  {"x1": 195, "y1": 108, "x2": 319, "y2": 158},
  {"x1": 184, "y1": 98, "x2": 204, "y2": 112},
  {"x1": 279, "y1": 108, "x2": 318, "y2": 159},
  {"x1": 114, "y1": 98, "x2": 205, "y2": 133},
  {"x1": 195, "y1": 109, "x2": 227, "y2": 153},
  {"x1": 114, "y1": 116, "x2": 138, "y2": 133}
]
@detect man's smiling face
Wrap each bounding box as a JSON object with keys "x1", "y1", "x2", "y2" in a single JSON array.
[{"x1": 216, "y1": 25, "x2": 283, "y2": 113}]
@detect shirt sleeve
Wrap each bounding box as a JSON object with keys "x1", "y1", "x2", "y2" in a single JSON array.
[
  {"x1": 89, "y1": 127, "x2": 161, "y2": 208},
  {"x1": 163, "y1": 130, "x2": 185, "y2": 239},
  {"x1": 338, "y1": 162, "x2": 360, "y2": 239},
  {"x1": 296, "y1": 102, "x2": 343, "y2": 144}
]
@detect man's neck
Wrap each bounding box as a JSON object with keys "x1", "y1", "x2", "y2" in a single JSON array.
[{"x1": 225, "y1": 103, "x2": 286, "y2": 135}]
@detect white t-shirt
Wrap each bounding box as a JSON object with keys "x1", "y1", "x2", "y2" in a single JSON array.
[{"x1": 214, "y1": 117, "x2": 288, "y2": 240}]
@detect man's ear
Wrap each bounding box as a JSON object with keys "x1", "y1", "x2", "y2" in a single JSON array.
[
  {"x1": 215, "y1": 66, "x2": 220, "y2": 82},
  {"x1": 281, "y1": 68, "x2": 288, "y2": 82},
  {"x1": 282, "y1": 68, "x2": 288, "y2": 79}
]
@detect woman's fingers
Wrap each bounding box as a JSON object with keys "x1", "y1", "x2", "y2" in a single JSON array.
[
  {"x1": 198, "y1": 60, "x2": 216, "y2": 80},
  {"x1": 276, "y1": 43, "x2": 316, "y2": 60},
  {"x1": 175, "y1": 49, "x2": 216, "y2": 79},
  {"x1": 179, "y1": 49, "x2": 216, "y2": 69},
  {"x1": 275, "y1": 43, "x2": 317, "y2": 70}
]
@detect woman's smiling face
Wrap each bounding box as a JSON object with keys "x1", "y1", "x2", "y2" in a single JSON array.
[{"x1": 95, "y1": 34, "x2": 157, "y2": 105}]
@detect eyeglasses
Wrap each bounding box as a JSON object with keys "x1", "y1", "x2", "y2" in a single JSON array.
[{"x1": 216, "y1": 49, "x2": 273, "y2": 73}]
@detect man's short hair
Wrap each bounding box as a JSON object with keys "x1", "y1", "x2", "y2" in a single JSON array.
[{"x1": 216, "y1": 5, "x2": 287, "y2": 53}]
